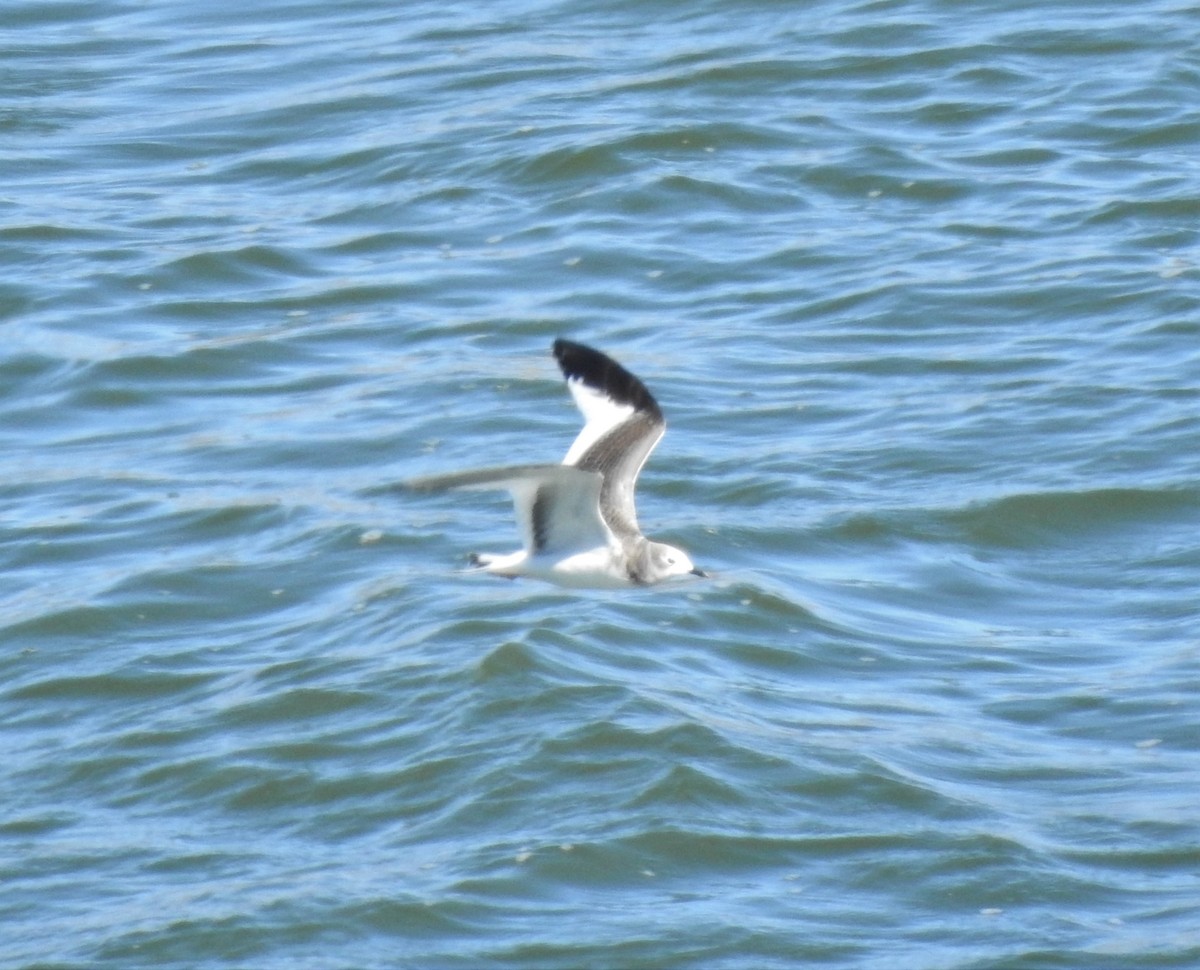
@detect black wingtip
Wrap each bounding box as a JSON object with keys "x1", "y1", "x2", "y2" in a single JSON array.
[{"x1": 552, "y1": 338, "x2": 662, "y2": 418}]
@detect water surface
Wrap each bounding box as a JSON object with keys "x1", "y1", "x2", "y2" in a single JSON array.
[{"x1": 3, "y1": 1, "x2": 1199, "y2": 967}]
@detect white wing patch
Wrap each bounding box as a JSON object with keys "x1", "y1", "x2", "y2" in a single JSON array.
[{"x1": 561, "y1": 375, "x2": 635, "y2": 466}]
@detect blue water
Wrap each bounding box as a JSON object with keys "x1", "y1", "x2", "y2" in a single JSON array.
[{"x1": 4, "y1": 1, "x2": 1200, "y2": 967}]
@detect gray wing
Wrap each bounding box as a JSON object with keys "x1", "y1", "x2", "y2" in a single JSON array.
[
  {"x1": 406, "y1": 463, "x2": 612, "y2": 554},
  {"x1": 552, "y1": 339, "x2": 666, "y2": 539},
  {"x1": 575, "y1": 413, "x2": 663, "y2": 539}
]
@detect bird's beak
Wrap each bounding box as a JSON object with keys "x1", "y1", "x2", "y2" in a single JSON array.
[{"x1": 690, "y1": 567, "x2": 709, "y2": 578}]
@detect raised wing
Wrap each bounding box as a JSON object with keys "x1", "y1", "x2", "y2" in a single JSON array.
[{"x1": 552, "y1": 339, "x2": 665, "y2": 538}]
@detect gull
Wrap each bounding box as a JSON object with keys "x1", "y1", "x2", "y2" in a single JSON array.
[{"x1": 406, "y1": 338, "x2": 705, "y2": 587}]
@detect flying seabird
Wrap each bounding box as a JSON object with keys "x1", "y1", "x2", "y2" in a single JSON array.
[{"x1": 406, "y1": 338, "x2": 705, "y2": 587}]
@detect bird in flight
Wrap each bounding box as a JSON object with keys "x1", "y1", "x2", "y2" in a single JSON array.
[{"x1": 406, "y1": 338, "x2": 705, "y2": 587}]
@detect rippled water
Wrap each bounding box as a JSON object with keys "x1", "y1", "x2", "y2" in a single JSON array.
[{"x1": 4, "y1": 0, "x2": 1200, "y2": 967}]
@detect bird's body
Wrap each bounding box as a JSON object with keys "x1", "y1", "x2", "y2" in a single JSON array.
[{"x1": 406, "y1": 339, "x2": 704, "y2": 587}]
